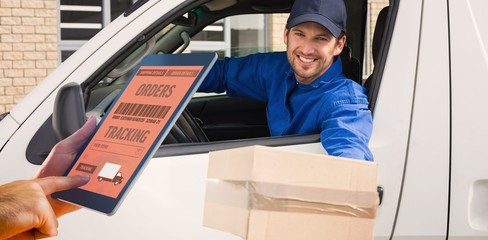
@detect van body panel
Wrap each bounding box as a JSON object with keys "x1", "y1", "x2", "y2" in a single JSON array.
[{"x1": 2, "y1": 0, "x2": 488, "y2": 238}]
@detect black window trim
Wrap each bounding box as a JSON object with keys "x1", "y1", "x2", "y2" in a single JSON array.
[{"x1": 155, "y1": 134, "x2": 321, "y2": 158}]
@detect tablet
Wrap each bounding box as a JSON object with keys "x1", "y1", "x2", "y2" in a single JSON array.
[{"x1": 53, "y1": 52, "x2": 217, "y2": 215}]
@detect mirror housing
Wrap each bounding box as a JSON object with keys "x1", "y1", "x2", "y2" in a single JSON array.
[{"x1": 52, "y1": 82, "x2": 86, "y2": 140}]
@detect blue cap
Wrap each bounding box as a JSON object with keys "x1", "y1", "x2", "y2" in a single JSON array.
[{"x1": 287, "y1": 0, "x2": 347, "y2": 38}]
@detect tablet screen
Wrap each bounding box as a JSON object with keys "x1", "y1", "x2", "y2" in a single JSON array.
[{"x1": 66, "y1": 65, "x2": 202, "y2": 199}]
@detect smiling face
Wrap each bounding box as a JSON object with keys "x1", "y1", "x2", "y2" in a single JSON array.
[{"x1": 284, "y1": 22, "x2": 346, "y2": 85}]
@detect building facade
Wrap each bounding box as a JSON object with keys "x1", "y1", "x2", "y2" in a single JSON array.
[{"x1": 0, "y1": 0, "x2": 57, "y2": 113}]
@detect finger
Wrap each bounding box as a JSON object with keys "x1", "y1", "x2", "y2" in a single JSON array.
[
  {"x1": 6, "y1": 230, "x2": 35, "y2": 240},
  {"x1": 33, "y1": 224, "x2": 58, "y2": 240},
  {"x1": 35, "y1": 117, "x2": 96, "y2": 178},
  {"x1": 33, "y1": 202, "x2": 59, "y2": 239},
  {"x1": 14, "y1": 193, "x2": 60, "y2": 239},
  {"x1": 52, "y1": 116, "x2": 97, "y2": 156},
  {"x1": 61, "y1": 116, "x2": 97, "y2": 150},
  {"x1": 36, "y1": 175, "x2": 90, "y2": 195}
]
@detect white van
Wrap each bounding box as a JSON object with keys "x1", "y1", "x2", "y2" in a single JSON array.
[{"x1": 1, "y1": 0, "x2": 488, "y2": 239}]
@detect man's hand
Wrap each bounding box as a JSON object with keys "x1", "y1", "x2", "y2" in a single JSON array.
[
  {"x1": 0, "y1": 175, "x2": 89, "y2": 239},
  {"x1": 34, "y1": 116, "x2": 97, "y2": 217},
  {"x1": 0, "y1": 117, "x2": 96, "y2": 240}
]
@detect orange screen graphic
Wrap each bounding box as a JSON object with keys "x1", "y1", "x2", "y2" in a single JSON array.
[{"x1": 68, "y1": 65, "x2": 202, "y2": 198}]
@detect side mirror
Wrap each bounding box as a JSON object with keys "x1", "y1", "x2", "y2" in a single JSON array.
[
  {"x1": 52, "y1": 82, "x2": 86, "y2": 140},
  {"x1": 0, "y1": 112, "x2": 8, "y2": 121}
]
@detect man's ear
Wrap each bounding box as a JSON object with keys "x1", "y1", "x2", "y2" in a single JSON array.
[
  {"x1": 334, "y1": 35, "x2": 347, "y2": 56},
  {"x1": 283, "y1": 27, "x2": 289, "y2": 45}
]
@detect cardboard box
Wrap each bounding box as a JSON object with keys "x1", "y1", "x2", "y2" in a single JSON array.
[{"x1": 203, "y1": 145, "x2": 378, "y2": 240}]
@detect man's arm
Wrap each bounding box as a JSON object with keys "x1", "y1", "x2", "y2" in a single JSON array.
[
  {"x1": 320, "y1": 103, "x2": 374, "y2": 161},
  {"x1": 198, "y1": 53, "x2": 276, "y2": 101}
]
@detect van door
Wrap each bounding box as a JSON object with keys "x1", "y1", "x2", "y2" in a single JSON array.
[
  {"x1": 371, "y1": 0, "x2": 451, "y2": 238},
  {"x1": 449, "y1": 0, "x2": 488, "y2": 239},
  {"x1": 390, "y1": 0, "x2": 451, "y2": 238}
]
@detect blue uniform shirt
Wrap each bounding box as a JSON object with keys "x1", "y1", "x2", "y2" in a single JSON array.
[{"x1": 199, "y1": 52, "x2": 373, "y2": 161}]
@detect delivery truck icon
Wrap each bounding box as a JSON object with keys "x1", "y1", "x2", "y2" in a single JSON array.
[{"x1": 97, "y1": 162, "x2": 124, "y2": 185}]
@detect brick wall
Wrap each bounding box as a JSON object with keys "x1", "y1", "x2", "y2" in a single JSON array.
[
  {"x1": 269, "y1": 13, "x2": 288, "y2": 52},
  {"x1": 367, "y1": 0, "x2": 389, "y2": 74},
  {"x1": 371, "y1": 0, "x2": 389, "y2": 36},
  {"x1": 0, "y1": 0, "x2": 57, "y2": 114}
]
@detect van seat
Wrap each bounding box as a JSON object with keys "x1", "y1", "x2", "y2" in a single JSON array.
[{"x1": 364, "y1": 6, "x2": 389, "y2": 92}]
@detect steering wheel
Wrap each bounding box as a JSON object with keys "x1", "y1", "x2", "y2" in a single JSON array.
[{"x1": 162, "y1": 108, "x2": 209, "y2": 144}]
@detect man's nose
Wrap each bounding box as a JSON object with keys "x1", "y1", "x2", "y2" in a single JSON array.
[{"x1": 300, "y1": 39, "x2": 316, "y2": 55}]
